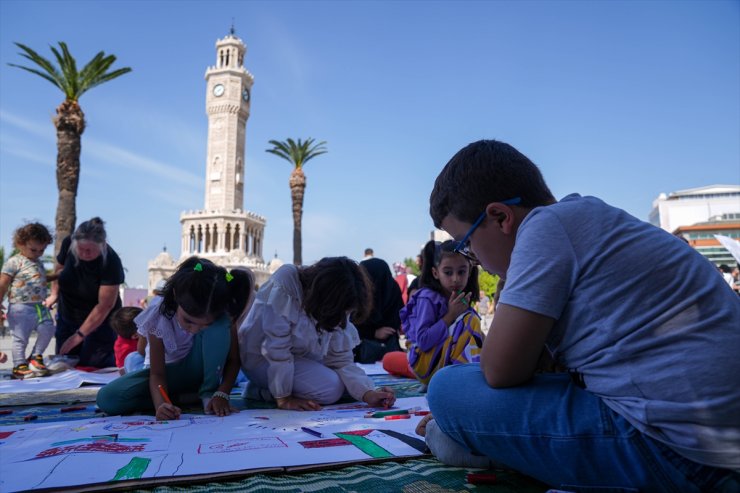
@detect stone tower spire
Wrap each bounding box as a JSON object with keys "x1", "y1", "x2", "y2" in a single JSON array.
[
  {"x1": 148, "y1": 31, "x2": 270, "y2": 293},
  {"x1": 203, "y1": 32, "x2": 254, "y2": 211}
]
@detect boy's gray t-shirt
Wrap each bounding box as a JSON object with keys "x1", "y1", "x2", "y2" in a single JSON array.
[{"x1": 499, "y1": 194, "x2": 740, "y2": 471}]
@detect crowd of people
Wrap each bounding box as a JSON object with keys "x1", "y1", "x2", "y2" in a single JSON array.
[{"x1": 1, "y1": 139, "x2": 738, "y2": 491}]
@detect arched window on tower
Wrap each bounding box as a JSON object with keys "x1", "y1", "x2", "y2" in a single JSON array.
[
  {"x1": 212, "y1": 224, "x2": 218, "y2": 252},
  {"x1": 204, "y1": 225, "x2": 211, "y2": 253},
  {"x1": 225, "y1": 49, "x2": 230, "y2": 66},
  {"x1": 225, "y1": 224, "x2": 232, "y2": 252},
  {"x1": 219, "y1": 50, "x2": 224, "y2": 67},
  {"x1": 234, "y1": 224, "x2": 241, "y2": 249},
  {"x1": 189, "y1": 226, "x2": 195, "y2": 253},
  {"x1": 197, "y1": 225, "x2": 203, "y2": 253}
]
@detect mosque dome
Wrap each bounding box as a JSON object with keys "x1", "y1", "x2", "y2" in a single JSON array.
[{"x1": 268, "y1": 253, "x2": 284, "y2": 274}]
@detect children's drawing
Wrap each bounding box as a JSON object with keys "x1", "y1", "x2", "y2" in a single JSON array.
[{"x1": 0, "y1": 396, "x2": 428, "y2": 493}]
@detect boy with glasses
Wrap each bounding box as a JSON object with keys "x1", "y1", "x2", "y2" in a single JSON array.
[{"x1": 419, "y1": 139, "x2": 740, "y2": 491}]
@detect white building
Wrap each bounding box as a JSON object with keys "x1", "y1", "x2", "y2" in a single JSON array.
[
  {"x1": 148, "y1": 30, "x2": 278, "y2": 292},
  {"x1": 649, "y1": 185, "x2": 740, "y2": 233}
]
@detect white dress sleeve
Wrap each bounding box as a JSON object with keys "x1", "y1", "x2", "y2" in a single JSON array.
[{"x1": 324, "y1": 322, "x2": 374, "y2": 401}]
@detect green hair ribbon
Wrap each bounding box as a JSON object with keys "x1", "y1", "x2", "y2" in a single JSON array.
[
  {"x1": 225, "y1": 272, "x2": 234, "y2": 282},
  {"x1": 194, "y1": 263, "x2": 203, "y2": 272}
]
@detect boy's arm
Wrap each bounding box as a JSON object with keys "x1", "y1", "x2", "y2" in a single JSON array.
[{"x1": 480, "y1": 303, "x2": 554, "y2": 388}]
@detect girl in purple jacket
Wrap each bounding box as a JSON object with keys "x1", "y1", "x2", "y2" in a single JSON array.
[{"x1": 383, "y1": 240, "x2": 483, "y2": 385}]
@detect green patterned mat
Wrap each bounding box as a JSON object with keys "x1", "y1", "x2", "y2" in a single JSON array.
[{"x1": 130, "y1": 458, "x2": 549, "y2": 493}]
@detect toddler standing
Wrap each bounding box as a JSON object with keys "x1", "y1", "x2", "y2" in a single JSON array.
[{"x1": 0, "y1": 223, "x2": 55, "y2": 378}]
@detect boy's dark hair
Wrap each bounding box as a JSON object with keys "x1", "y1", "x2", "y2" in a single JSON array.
[
  {"x1": 13, "y1": 222, "x2": 53, "y2": 247},
  {"x1": 299, "y1": 257, "x2": 373, "y2": 332},
  {"x1": 429, "y1": 140, "x2": 556, "y2": 227},
  {"x1": 719, "y1": 264, "x2": 731, "y2": 274},
  {"x1": 110, "y1": 306, "x2": 143, "y2": 338},
  {"x1": 160, "y1": 256, "x2": 252, "y2": 323},
  {"x1": 419, "y1": 240, "x2": 480, "y2": 302}
]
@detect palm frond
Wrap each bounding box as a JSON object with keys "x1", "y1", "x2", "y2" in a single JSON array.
[
  {"x1": 266, "y1": 137, "x2": 328, "y2": 169},
  {"x1": 10, "y1": 41, "x2": 131, "y2": 101}
]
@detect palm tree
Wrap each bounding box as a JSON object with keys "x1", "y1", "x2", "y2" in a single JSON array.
[
  {"x1": 9, "y1": 42, "x2": 132, "y2": 255},
  {"x1": 266, "y1": 138, "x2": 328, "y2": 265}
]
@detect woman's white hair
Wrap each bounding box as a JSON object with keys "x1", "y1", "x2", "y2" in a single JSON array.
[{"x1": 70, "y1": 217, "x2": 108, "y2": 266}]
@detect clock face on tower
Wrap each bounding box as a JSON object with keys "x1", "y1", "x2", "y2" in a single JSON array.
[
  {"x1": 242, "y1": 88, "x2": 250, "y2": 102},
  {"x1": 213, "y1": 84, "x2": 225, "y2": 97}
]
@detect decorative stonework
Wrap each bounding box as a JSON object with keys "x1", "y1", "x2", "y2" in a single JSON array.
[{"x1": 148, "y1": 31, "x2": 272, "y2": 289}]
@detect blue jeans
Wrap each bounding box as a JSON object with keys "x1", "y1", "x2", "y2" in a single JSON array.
[{"x1": 427, "y1": 364, "x2": 739, "y2": 492}]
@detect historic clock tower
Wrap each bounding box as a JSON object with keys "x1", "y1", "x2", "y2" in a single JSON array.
[
  {"x1": 148, "y1": 30, "x2": 276, "y2": 290},
  {"x1": 204, "y1": 32, "x2": 252, "y2": 211}
]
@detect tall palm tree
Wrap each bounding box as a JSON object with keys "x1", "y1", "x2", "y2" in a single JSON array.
[
  {"x1": 9, "y1": 42, "x2": 132, "y2": 255},
  {"x1": 266, "y1": 138, "x2": 328, "y2": 265}
]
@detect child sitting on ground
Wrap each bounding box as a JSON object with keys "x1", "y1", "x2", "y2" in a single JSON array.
[
  {"x1": 422, "y1": 139, "x2": 740, "y2": 491},
  {"x1": 97, "y1": 257, "x2": 252, "y2": 420},
  {"x1": 238, "y1": 257, "x2": 396, "y2": 411},
  {"x1": 0, "y1": 222, "x2": 56, "y2": 379},
  {"x1": 109, "y1": 306, "x2": 145, "y2": 375},
  {"x1": 382, "y1": 240, "x2": 483, "y2": 385}
]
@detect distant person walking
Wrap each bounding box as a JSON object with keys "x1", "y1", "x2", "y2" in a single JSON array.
[
  {"x1": 0, "y1": 222, "x2": 56, "y2": 378},
  {"x1": 48, "y1": 217, "x2": 124, "y2": 368}
]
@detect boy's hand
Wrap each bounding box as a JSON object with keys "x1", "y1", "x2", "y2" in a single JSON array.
[
  {"x1": 155, "y1": 402, "x2": 181, "y2": 421},
  {"x1": 362, "y1": 387, "x2": 396, "y2": 408},
  {"x1": 276, "y1": 396, "x2": 322, "y2": 411}
]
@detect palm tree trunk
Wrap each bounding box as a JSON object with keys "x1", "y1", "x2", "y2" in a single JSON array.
[
  {"x1": 53, "y1": 100, "x2": 85, "y2": 256},
  {"x1": 289, "y1": 168, "x2": 306, "y2": 266}
]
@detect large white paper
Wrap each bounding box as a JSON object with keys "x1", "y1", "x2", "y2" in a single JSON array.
[
  {"x1": 0, "y1": 369, "x2": 119, "y2": 394},
  {"x1": 0, "y1": 396, "x2": 429, "y2": 492}
]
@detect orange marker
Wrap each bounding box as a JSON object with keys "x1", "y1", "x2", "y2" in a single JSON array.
[{"x1": 158, "y1": 385, "x2": 173, "y2": 404}]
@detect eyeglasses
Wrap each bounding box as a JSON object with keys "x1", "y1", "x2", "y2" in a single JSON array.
[{"x1": 453, "y1": 197, "x2": 522, "y2": 263}]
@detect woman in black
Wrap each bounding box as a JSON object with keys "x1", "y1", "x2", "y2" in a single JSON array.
[
  {"x1": 353, "y1": 257, "x2": 404, "y2": 364},
  {"x1": 49, "y1": 217, "x2": 124, "y2": 368}
]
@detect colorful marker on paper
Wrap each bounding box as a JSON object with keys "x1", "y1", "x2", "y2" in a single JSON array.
[
  {"x1": 60, "y1": 405, "x2": 86, "y2": 413},
  {"x1": 385, "y1": 414, "x2": 411, "y2": 420},
  {"x1": 0, "y1": 410, "x2": 12, "y2": 415},
  {"x1": 466, "y1": 473, "x2": 497, "y2": 485},
  {"x1": 23, "y1": 414, "x2": 38, "y2": 422},
  {"x1": 158, "y1": 385, "x2": 173, "y2": 404},
  {"x1": 368, "y1": 409, "x2": 409, "y2": 418},
  {"x1": 300, "y1": 426, "x2": 323, "y2": 438}
]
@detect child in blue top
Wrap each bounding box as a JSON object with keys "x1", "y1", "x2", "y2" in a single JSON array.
[
  {"x1": 420, "y1": 139, "x2": 740, "y2": 491},
  {"x1": 97, "y1": 257, "x2": 252, "y2": 420},
  {"x1": 383, "y1": 240, "x2": 483, "y2": 385},
  {"x1": 0, "y1": 223, "x2": 55, "y2": 379}
]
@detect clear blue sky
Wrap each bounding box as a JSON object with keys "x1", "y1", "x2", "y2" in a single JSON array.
[{"x1": 1, "y1": 1, "x2": 738, "y2": 288}]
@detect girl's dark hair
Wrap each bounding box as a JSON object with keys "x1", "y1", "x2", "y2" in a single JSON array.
[
  {"x1": 160, "y1": 256, "x2": 252, "y2": 323},
  {"x1": 299, "y1": 257, "x2": 373, "y2": 332},
  {"x1": 13, "y1": 222, "x2": 53, "y2": 247},
  {"x1": 419, "y1": 240, "x2": 479, "y2": 302}
]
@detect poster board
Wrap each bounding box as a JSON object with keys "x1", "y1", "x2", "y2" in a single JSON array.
[{"x1": 0, "y1": 396, "x2": 429, "y2": 492}]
